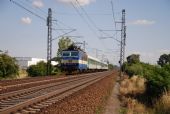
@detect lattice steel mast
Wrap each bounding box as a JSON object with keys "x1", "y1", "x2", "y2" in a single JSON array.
[
  {"x1": 119, "y1": 9, "x2": 126, "y2": 77},
  {"x1": 47, "y1": 8, "x2": 52, "y2": 75}
]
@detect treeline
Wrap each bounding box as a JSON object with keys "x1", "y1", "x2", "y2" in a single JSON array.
[
  {"x1": 26, "y1": 61, "x2": 61, "y2": 77},
  {"x1": 0, "y1": 53, "x2": 60, "y2": 79},
  {"x1": 122, "y1": 54, "x2": 170, "y2": 99},
  {"x1": 0, "y1": 54, "x2": 19, "y2": 79}
]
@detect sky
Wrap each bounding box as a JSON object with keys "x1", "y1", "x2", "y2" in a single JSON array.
[{"x1": 0, "y1": 0, "x2": 170, "y2": 65}]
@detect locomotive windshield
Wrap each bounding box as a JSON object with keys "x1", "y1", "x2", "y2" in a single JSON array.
[
  {"x1": 71, "y1": 51, "x2": 78, "y2": 56},
  {"x1": 62, "y1": 52, "x2": 70, "y2": 56},
  {"x1": 62, "y1": 51, "x2": 78, "y2": 57}
]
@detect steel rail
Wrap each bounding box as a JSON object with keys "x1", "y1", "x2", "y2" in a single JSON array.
[
  {"x1": 0, "y1": 72, "x2": 100, "y2": 87},
  {"x1": 0, "y1": 71, "x2": 112, "y2": 114},
  {"x1": 0, "y1": 72, "x2": 103, "y2": 100}
]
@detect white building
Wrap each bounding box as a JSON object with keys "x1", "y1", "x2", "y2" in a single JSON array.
[
  {"x1": 15, "y1": 57, "x2": 58, "y2": 69},
  {"x1": 15, "y1": 57, "x2": 46, "y2": 69}
]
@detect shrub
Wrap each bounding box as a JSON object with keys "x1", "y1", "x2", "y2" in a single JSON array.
[
  {"x1": 27, "y1": 61, "x2": 49, "y2": 77},
  {"x1": 124, "y1": 63, "x2": 143, "y2": 77},
  {"x1": 0, "y1": 54, "x2": 19, "y2": 78},
  {"x1": 146, "y1": 65, "x2": 170, "y2": 98}
]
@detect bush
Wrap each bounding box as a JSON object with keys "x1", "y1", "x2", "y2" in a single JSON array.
[
  {"x1": 0, "y1": 54, "x2": 19, "y2": 78},
  {"x1": 124, "y1": 62, "x2": 170, "y2": 98},
  {"x1": 27, "y1": 61, "x2": 49, "y2": 77},
  {"x1": 51, "y1": 66, "x2": 62, "y2": 75},
  {"x1": 146, "y1": 65, "x2": 170, "y2": 98},
  {"x1": 124, "y1": 63, "x2": 143, "y2": 77},
  {"x1": 123, "y1": 57, "x2": 170, "y2": 98}
]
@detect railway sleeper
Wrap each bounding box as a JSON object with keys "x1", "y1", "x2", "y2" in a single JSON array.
[
  {"x1": 0, "y1": 104, "x2": 12, "y2": 107},
  {"x1": 26, "y1": 107, "x2": 40, "y2": 112},
  {"x1": 41, "y1": 102, "x2": 53, "y2": 105},
  {"x1": 20, "y1": 109, "x2": 36, "y2": 114},
  {"x1": 0, "y1": 102, "x2": 15, "y2": 105},
  {"x1": 13, "y1": 112, "x2": 22, "y2": 114},
  {"x1": 43, "y1": 100, "x2": 56, "y2": 104},
  {"x1": 5, "y1": 99, "x2": 25, "y2": 105},
  {"x1": 36, "y1": 103, "x2": 49, "y2": 107},
  {"x1": 29, "y1": 107, "x2": 41, "y2": 111},
  {"x1": 31, "y1": 105, "x2": 44, "y2": 109}
]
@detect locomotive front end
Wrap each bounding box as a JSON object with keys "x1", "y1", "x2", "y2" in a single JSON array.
[{"x1": 61, "y1": 50, "x2": 79, "y2": 72}]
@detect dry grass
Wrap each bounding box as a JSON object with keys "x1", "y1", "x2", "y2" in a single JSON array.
[
  {"x1": 119, "y1": 75, "x2": 149, "y2": 114},
  {"x1": 125, "y1": 98, "x2": 149, "y2": 114},
  {"x1": 119, "y1": 75, "x2": 146, "y2": 96},
  {"x1": 153, "y1": 91, "x2": 170, "y2": 114},
  {"x1": 119, "y1": 75, "x2": 170, "y2": 114},
  {"x1": 17, "y1": 69, "x2": 28, "y2": 79}
]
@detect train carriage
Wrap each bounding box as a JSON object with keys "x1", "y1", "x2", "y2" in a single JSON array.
[{"x1": 88, "y1": 56, "x2": 108, "y2": 71}]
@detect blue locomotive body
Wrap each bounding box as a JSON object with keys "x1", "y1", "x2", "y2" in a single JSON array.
[{"x1": 61, "y1": 50, "x2": 88, "y2": 72}]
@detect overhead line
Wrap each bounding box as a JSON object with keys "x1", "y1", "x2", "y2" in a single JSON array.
[
  {"x1": 71, "y1": 2, "x2": 99, "y2": 37},
  {"x1": 75, "y1": 0, "x2": 98, "y2": 30},
  {"x1": 110, "y1": 0, "x2": 117, "y2": 29},
  {"x1": 75, "y1": 0, "x2": 111, "y2": 38},
  {"x1": 75, "y1": 0, "x2": 112, "y2": 53},
  {"x1": 10, "y1": 0, "x2": 46, "y2": 21},
  {"x1": 24, "y1": 0, "x2": 76, "y2": 34},
  {"x1": 24, "y1": 0, "x2": 47, "y2": 16},
  {"x1": 52, "y1": 29, "x2": 76, "y2": 41},
  {"x1": 52, "y1": 11, "x2": 76, "y2": 30}
]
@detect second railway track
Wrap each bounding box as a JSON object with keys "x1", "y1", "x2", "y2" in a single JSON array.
[{"x1": 0, "y1": 71, "x2": 113, "y2": 114}]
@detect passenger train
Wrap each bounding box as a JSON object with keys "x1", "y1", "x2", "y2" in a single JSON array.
[{"x1": 61, "y1": 46, "x2": 108, "y2": 73}]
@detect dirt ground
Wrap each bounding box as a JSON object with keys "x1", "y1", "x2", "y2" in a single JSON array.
[{"x1": 103, "y1": 76, "x2": 120, "y2": 114}]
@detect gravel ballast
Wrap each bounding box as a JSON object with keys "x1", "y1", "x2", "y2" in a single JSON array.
[{"x1": 39, "y1": 71, "x2": 117, "y2": 114}]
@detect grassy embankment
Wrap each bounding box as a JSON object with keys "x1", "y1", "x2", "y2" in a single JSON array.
[{"x1": 119, "y1": 75, "x2": 170, "y2": 114}]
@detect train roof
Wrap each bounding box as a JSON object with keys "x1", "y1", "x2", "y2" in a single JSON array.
[
  {"x1": 87, "y1": 55, "x2": 99, "y2": 62},
  {"x1": 88, "y1": 55, "x2": 108, "y2": 65},
  {"x1": 62, "y1": 49, "x2": 86, "y2": 53}
]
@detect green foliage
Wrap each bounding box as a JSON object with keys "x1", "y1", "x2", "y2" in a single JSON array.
[
  {"x1": 0, "y1": 54, "x2": 19, "y2": 78},
  {"x1": 57, "y1": 37, "x2": 72, "y2": 57},
  {"x1": 108, "y1": 64, "x2": 114, "y2": 70},
  {"x1": 27, "y1": 61, "x2": 50, "y2": 77},
  {"x1": 157, "y1": 54, "x2": 170, "y2": 67},
  {"x1": 119, "y1": 108, "x2": 127, "y2": 114},
  {"x1": 125, "y1": 63, "x2": 143, "y2": 77},
  {"x1": 127, "y1": 54, "x2": 140, "y2": 64},
  {"x1": 124, "y1": 54, "x2": 170, "y2": 98},
  {"x1": 52, "y1": 66, "x2": 62, "y2": 75},
  {"x1": 146, "y1": 65, "x2": 170, "y2": 97}
]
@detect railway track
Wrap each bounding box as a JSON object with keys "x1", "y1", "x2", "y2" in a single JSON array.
[
  {"x1": 0, "y1": 71, "x2": 113, "y2": 114},
  {"x1": 0, "y1": 76, "x2": 62, "y2": 86},
  {"x1": 0, "y1": 72, "x2": 99, "y2": 94}
]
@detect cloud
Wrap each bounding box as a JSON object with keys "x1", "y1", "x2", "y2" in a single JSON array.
[
  {"x1": 130, "y1": 19, "x2": 155, "y2": 25},
  {"x1": 21, "y1": 17, "x2": 32, "y2": 24},
  {"x1": 32, "y1": 0, "x2": 44, "y2": 8},
  {"x1": 57, "y1": 0, "x2": 95, "y2": 6}
]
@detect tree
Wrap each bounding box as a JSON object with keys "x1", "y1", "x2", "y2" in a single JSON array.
[
  {"x1": 108, "y1": 64, "x2": 114, "y2": 70},
  {"x1": 57, "y1": 37, "x2": 73, "y2": 57},
  {"x1": 127, "y1": 54, "x2": 140, "y2": 64},
  {"x1": 27, "y1": 61, "x2": 51, "y2": 77},
  {"x1": 0, "y1": 54, "x2": 19, "y2": 78},
  {"x1": 157, "y1": 54, "x2": 170, "y2": 67}
]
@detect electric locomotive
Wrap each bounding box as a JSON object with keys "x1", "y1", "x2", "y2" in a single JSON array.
[{"x1": 61, "y1": 46, "x2": 88, "y2": 73}]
